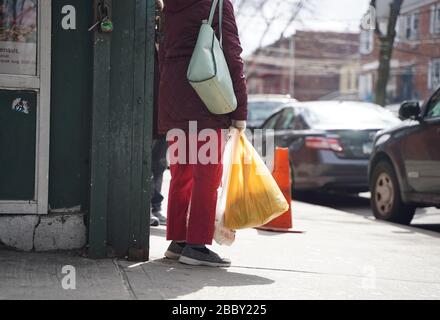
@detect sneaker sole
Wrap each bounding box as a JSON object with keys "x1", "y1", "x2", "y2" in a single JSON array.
[
  {"x1": 179, "y1": 255, "x2": 231, "y2": 268},
  {"x1": 164, "y1": 250, "x2": 181, "y2": 260},
  {"x1": 152, "y1": 215, "x2": 167, "y2": 226},
  {"x1": 150, "y1": 221, "x2": 160, "y2": 227}
]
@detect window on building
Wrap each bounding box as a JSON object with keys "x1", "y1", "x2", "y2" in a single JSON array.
[
  {"x1": 350, "y1": 69, "x2": 358, "y2": 92},
  {"x1": 359, "y1": 73, "x2": 373, "y2": 101},
  {"x1": 428, "y1": 59, "x2": 440, "y2": 90},
  {"x1": 431, "y1": 4, "x2": 440, "y2": 34},
  {"x1": 360, "y1": 30, "x2": 373, "y2": 54},
  {"x1": 399, "y1": 12, "x2": 420, "y2": 41}
]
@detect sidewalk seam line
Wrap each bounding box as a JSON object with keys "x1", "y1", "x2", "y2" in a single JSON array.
[
  {"x1": 231, "y1": 265, "x2": 440, "y2": 285},
  {"x1": 112, "y1": 259, "x2": 138, "y2": 300},
  {"x1": 140, "y1": 264, "x2": 167, "y2": 300}
]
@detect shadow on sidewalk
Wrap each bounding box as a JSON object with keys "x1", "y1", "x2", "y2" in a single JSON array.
[
  {"x1": 293, "y1": 191, "x2": 371, "y2": 210},
  {"x1": 121, "y1": 258, "x2": 275, "y2": 299}
]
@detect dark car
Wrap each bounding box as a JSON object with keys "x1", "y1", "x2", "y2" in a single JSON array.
[
  {"x1": 369, "y1": 88, "x2": 440, "y2": 225},
  {"x1": 247, "y1": 94, "x2": 296, "y2": 129},
  {"x1": 260, "y1": 101, "x2": 401, "y2": 193}
]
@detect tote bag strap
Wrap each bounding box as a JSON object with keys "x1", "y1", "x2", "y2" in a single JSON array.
[{"x1": 208, "y1": 0, "x2": 224, "y2": 47}]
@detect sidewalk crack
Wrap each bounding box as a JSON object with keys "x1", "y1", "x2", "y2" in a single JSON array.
[
  {"x1": 112, "y1": 259, "x2": 138, "y2": 300},
  {"x1": 32, "y1": 217, "x2": 41, "y2": 252}
]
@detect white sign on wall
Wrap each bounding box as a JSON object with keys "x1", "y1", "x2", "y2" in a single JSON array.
[
  {"x1": 0, "y1": 0, "x2": 38, "y2": 76},
  {"x1": 0, "y1": 41, "x2": 37, "y2": 75}
]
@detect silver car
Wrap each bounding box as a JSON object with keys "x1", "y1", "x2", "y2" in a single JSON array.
[{"x1": 247, "y1": 94, "x2": 297, "y2": 129}]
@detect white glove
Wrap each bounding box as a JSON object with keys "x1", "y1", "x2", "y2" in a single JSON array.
[{"x1": 231, "y1": 120, "x2": 247, "y2": 131}]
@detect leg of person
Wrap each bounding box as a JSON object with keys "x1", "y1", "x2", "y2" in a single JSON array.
[
  {"x1": 179, "y1": 129, "x2": 231, "y2": 267},
  {"x1": 151, "y1": 136, "x2": 168, "y2": 224},
  {"x1": 150, "y1": 139, "x2": 163, "y2": 226},
  {"x1": 164, "y1": 140, "x2": 193, "y2": 260}
]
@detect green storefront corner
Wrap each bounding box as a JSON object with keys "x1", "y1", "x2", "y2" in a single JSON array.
[{"x1": 0, "y1": 0, "x2": 155, "y2": 260}]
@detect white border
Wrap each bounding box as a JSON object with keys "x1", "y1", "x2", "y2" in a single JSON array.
[{"x1": 0, "y1": 0, "x2": 51, "y2": 215}]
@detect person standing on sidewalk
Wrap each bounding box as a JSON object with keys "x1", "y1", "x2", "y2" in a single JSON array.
[
  {"x1": 150, "y1": 0, "x2": 167, "y2": 227},
  {"x1": 158, "y1": 0, "x2": 247, "y2": 267}
]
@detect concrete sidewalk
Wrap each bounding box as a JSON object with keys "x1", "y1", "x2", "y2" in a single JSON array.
[{"x1": 1, "y1": 197, "x2": 440, "y2": 300}]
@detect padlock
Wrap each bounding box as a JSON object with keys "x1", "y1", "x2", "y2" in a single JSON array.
[{"x1": 100, "y1": 18, "x2": 113, "y2": 33}]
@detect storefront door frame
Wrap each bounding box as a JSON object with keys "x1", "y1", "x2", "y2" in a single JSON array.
[{"x1": 0, "y1": 0, "x2": 51, "y2": 215}]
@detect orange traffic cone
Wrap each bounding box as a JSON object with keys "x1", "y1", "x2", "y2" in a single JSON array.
[{"x1": 257, "y1": 148, "x2": 297, "y2": 232}]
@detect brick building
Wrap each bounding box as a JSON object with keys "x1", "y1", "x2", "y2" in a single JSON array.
[
  {"x1": 245, "y1": 30, "x2": 360, "y2": 101},
  {"x1": 359, "y1": 0, "x2": 440, "y2": 103}
]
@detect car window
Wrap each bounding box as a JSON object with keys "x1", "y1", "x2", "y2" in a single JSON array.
[
  {"x1": 302, "y1": 103, "x2": 400, "y2": 129},
  {"x1": 426, "y1": 90, "x2": 440, "y2": 119},
  {"x1": 276, "y1": 109, "x2": 296, "y2": 130},
  {"x1": 247, "y1": 101, "x2": 285, "y2": 122},
  {"x1": 293, "y1": 115, "x2": 309, "y2": 130},
  {"x1": 263, "y1": 112, "x2": 282, "y2": 129}
]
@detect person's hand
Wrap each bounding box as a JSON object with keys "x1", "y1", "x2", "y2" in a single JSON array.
[{"x1": 231, "y1": 120, "x2": 246, "y2": 132}]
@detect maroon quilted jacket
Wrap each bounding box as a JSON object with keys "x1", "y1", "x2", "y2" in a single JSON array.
[{"x1": 158, "y1": 0, "x2": 248, "y2": 134}]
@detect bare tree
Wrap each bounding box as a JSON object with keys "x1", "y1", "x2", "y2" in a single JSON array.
[
  {"x1": 233, "y1": 0, "x2": 306, "y2": 80},
  {"x1": 370, "y1": 0, "x2": 404, "y2": 106},
  {"x1": 232, "y1": 0, "x2": 252, "y2": 17},
  {"x1": 234, "y1": 0, "x2": 305, "y2": 45}
]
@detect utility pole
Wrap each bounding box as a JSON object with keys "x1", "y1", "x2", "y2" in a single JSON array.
[{"x1": 289, "y1": 36, "x2": 295, "y2": 97}]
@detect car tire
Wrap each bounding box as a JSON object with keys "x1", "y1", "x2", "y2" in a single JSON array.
[
  {"x1": 371, "y1": 160, "x2": 416, "y2": 225},
  {"x1": 290, "y1": 161, "x2": 300, "y2": 197}
]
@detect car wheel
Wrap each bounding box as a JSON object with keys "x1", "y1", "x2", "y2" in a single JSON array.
[
  {"x1": 289, "y1": 161, "x2": 295, "y2": 190},
  {"x1": 371, "y1": 161, "x2": 416, "y2": 225},
  {"x1": 289, "y1": 162, "x2": 309, "y2": 198},
  {"x1": 290, "y1": 161, "x2": 302, "y2": 197}
]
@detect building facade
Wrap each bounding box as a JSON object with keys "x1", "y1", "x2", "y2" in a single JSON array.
[
  {"x1": 359, "y1": 0, "x2": 440, "y2": 103},
  {"x1": 245, "y1": 30, "x2": 360, "y2": 101}
]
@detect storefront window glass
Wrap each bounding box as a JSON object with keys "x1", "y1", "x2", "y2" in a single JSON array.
[{"x1": 0, "y1": 0, "x2": 37, "y2": 76}]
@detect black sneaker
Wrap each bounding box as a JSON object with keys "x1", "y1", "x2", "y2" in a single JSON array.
[
  {"x1": 165, "y1": 241, "x2": 186, "y2": 260},
  {"x1": 150, "y1": 214, "x2": 160, "y2": 227},
  {"x1": 179, "y1": 246, "x2": 231, "y2": 268},
  {"x1": 152, "y1": 210, "x2": 167, "y2": 225}
]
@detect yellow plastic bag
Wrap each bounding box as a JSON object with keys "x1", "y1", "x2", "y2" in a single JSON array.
[
  {"x1": 214, "y1": 129, "x2": 239, "y2": 246},
  {"x1": 223, "y1": 130, "x2": 290, "y2": 230}
]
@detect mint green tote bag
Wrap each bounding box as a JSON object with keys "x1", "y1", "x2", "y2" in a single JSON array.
[{"x1": 187, "y1": 0, "x2": 238, "y2": 115}]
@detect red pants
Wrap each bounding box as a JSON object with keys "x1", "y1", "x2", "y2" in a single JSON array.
[{"x1": 166, "y1": 129, "x2": 224, "y2": 245}]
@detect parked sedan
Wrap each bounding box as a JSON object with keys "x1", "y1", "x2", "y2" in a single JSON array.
[
  {"x1": 369, "y1": 88, "x2": 440, "y2": 225},
  {"x1": 260, "y1": 101, "x2": 401, "y2": 193},
  {"x1": 247, "y1": 94, "x2": 296, "y2": 129}
]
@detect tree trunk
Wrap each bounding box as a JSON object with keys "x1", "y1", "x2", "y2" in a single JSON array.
[
  {"x1": 376, "y1": 38, "x2": 393, "y2": 106},
  {"x1": 375, "y1": 0, "x2": 403, "y2": 106}
]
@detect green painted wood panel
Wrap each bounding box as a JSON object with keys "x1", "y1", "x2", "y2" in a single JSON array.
[
  {"x1": 0, "y1": 89, "x2": 37, "y2": 200},
  {"x1": 88, "y1": 1, "x2": 111, "y2": 258},
  {"x1": 49, "y1": 0, "x2": 93, "y2": 210},
  {"x1": 105, "y1": 0, "x2": 153, "y2": 258}
]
